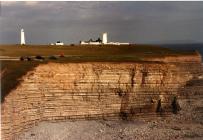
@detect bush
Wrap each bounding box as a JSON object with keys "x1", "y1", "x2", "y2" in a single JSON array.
[
  {"x1": 35, "y1": 55, "x2": 45, "y2": 60},
  {"x1": 26, "y1": 57, "x2": 32, "y2": 61},
  {"x1": 59, "y1": 53, "x2": 65, "y2": 57},
  {"x1": 49, "y1": 56, "x2": 57, "y2": 60},
  {"x1": 20, "y1": 56, "x2": 24, "y2": 61}
]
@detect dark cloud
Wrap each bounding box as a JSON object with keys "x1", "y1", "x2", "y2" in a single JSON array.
[{"x1": 1, "y1": 1, "x2": 203, "y2": 44}]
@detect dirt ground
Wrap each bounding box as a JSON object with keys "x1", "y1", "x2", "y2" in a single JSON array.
[{"x1": 14, "y1": 98, "x2": 203, "y2": 140}]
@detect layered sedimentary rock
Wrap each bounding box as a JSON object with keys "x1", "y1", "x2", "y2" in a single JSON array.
[{"x1": 1, "y1": 61, "x2": 202, "y2": 140}]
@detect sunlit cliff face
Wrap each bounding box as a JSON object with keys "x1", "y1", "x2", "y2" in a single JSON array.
[{"x1": 2, "y1": 61, "x2": 202, "y2": 140}]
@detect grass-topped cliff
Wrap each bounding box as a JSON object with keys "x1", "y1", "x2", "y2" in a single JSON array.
[
  {"x1": 0, "y1": 44, "x2": 201, "y2": 102},
  {"x1": 0, "y1": 44, "x2": 198, "y2": 58}
]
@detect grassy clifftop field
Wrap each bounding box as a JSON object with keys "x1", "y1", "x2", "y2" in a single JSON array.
[
  {"x1": 0, "y1": 44, "x2": 200, "y2": 102},
  {"x1": 0, "y1": 44, "x2": 197, "y2": 59}
]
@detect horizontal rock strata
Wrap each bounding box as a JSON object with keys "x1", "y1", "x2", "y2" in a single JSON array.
[{"x1": 1, "y1": 62, "x2": 202, "y2": 140}]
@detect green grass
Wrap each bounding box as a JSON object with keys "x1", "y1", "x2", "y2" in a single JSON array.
[
  {"x1": 0, "y1": 44, "x2": 196, "y2": 59},
  {"x1": 1, "y1": 61, "x2": 44, "y2": 102}
]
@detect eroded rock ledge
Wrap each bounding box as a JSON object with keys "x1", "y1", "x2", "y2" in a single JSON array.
[{"x1": 1, "y1": 62, "x2": 202, "y2": 140}]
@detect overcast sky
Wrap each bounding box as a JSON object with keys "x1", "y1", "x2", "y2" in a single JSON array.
[{"x1": 1, "y1": 1, "x2": 203, "y2": 44}]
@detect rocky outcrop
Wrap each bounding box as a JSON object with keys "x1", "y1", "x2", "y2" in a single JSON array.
[{"x1": 1, "y1": 62, "x2": 202, "y2": 140}]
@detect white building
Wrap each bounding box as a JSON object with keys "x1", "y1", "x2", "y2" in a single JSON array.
[
  {"x1": 80, "y1": 32, "x2": 129, "y2": 45},
  {"x1": 107, "y1": 42, "x2": 130, "y2": 45},
  {"x1": 102, "y1": 32, "x2": 107, "y2": 44},
  {"x1": 80, "y1": 41, "x2": 101, "y2": 45},
  {"x1": 21, "y1": 29, "x2": 26, "y2": 45},
  {"x1": 80, "y1": 38, "x2": 102, "y2": 45},
  {"x1": 55, "y1": 41, "x2": 64, "y2": 45},
  {"x1": 51, "y1": 41, "x2": 64, "y2": 45}
]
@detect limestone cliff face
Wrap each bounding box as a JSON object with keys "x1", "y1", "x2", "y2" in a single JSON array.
[{"x1": 1, "y1": 62, "x2": 202, "y2": 140}]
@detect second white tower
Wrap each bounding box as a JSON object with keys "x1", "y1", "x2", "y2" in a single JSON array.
[
  {"x1": 21, "y1": 29, "x2": 26, "y2": 45},
  {"x1": 102, "y1": 32, "x2": 107, "y2": 44}
]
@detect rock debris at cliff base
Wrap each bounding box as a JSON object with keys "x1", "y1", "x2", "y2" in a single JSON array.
[
  {"x1": 15, "y1": 90, "x2": 203, "y2": 140},
  {"x1": 14, "y1": 112, "x2": 203, "y2": 140}
]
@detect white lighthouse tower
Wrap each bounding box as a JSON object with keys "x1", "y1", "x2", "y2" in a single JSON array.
[
  {"x1": 102, "y1": 32, "x2": 107, "y2": 44},
  {"x1": 21, "y1": 29, "x2": 25, "y2": 45}
]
